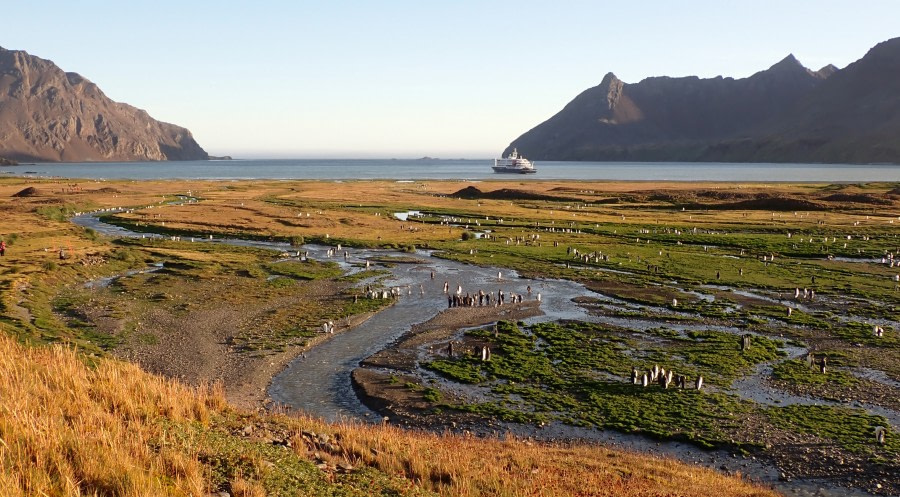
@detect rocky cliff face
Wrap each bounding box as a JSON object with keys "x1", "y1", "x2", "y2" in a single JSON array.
[
  {"x1": 0, "y1": 47, "x2": 208, "y2": 162},
  {"x1": 506, "y1": 38, "x2": 900, "y2": 164}
]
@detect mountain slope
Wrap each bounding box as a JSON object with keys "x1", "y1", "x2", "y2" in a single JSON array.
[
  {"x1": 506, "y1": 37, "x2": 900, "y2": 164},
  {"x1": 0, "y1": 47, "x2": 208, "y2": 162},
  {"x1": 704, "y1": 37, "x2": 900, "y2": 163}
]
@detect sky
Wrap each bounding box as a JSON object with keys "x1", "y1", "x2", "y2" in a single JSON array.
[{"x1": 3, "y1": 1, "x2": 899, "y2": 158}]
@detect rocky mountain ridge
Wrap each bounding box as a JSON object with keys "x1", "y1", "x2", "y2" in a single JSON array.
[
  {"x1": 505, "y1": 38, "x2": 900, "y2": 164},
  {"x1": 0, "y1": 47, "x2": 208, "y2": 162}
]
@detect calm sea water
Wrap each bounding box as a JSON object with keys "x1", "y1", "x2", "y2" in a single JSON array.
[{"x1": 3, "y1": 159, "x2": 900, "y2": 182}]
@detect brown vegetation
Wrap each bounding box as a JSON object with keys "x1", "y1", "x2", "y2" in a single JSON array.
[{"x1": 0, "y1": 333, "x2": 778, "y2": 496}]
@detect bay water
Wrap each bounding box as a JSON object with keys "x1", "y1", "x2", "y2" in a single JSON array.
[{"x1": 4, "y1": 158, "x2": 900, "y2": 181}]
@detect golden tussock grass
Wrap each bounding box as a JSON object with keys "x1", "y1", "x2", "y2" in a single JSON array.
[
  {"x1": 0, "y1": 328, "x2": 779, "y2": 496},
  {"x1": 0, "y1": 331, "x2": 223, "y2": 496},
  {"x1": 311, "y1": 417, "x2": 778, "y2": 497}
]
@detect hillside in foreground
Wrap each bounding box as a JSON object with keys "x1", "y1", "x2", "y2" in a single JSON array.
[{"x1": 0, "y1": 332, "x2": 778, "y2": 496}]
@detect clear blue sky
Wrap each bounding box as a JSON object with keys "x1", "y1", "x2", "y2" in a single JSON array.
[{"x1": 3, "y1": 1, "x2": 898, "y2": 158}]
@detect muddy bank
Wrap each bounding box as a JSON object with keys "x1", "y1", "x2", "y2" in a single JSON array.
[{"x1": 115, "y1": 279, "x2": 382, "y2": 410}]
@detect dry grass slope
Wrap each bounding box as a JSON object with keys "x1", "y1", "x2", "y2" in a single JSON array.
[
  {"x1": 0, "y1": 332, "x2": 778, "y2": 496},
  {"x1": 0, "y1": 334, "x2": 218, "y2": 495}
]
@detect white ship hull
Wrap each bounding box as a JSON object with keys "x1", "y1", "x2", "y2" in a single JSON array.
[
  {"x1": 493, "y1": 148, "x2": 536, "y2": 174},
  {"x1": 492, "y1": 165, "x2": 537, "y2": 174}
]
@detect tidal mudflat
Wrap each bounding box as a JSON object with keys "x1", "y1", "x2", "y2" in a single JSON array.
[{"x1": 2, "y1": 177, "x2": 897, "y2": 496}]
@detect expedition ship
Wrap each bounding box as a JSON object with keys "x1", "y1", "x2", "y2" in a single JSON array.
[{"x1": 493, "y1": 148, "x2": 536, "y2": 174}]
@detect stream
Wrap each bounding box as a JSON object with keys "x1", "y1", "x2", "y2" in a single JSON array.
[
  {"x1": 268, "y1": 255, "x2": 590, "y2": 421},
  {"x1": 72, "y1": 210, "x2": 893, "y2": 497}
]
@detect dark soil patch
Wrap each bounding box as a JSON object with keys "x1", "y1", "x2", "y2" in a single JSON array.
[
  {"x1": 583, "y1": 280, "x2": 691, "y2": 307},
  {"x1": 449, "y1": 186, "x2": 575, "y2": 202},
  {"x1": 699, "y1": 196, "x2": 825, "y2": 211},
  {"x1": 647, "y1": 189, "x2": 755, "y2": 202},
  {"x1": 819, "y1": 193, "x2": 892, "y2": 205},
  {"x1": 450, "y1": 186, "x2": 484, "y2": 199},
  {"x1": 351, "y1": 369, "x2": 434, "y2": 414},
  {"x1": 642, "y1": 190, "x2": 827, "y2": 211},
  {"x1": 769, "y1": 374, "x2": 900, "y2": 412},
  {"x1": 12, "y1": 187, "x2": 44, "y2": 197}
]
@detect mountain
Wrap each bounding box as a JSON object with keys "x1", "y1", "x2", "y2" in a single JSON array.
[
  {"x1": 0, "y1": 47, "x2": 208, "y2": 162},
  {"x1": 505, "y1": 38, "x2": 900, "y2": 164}
]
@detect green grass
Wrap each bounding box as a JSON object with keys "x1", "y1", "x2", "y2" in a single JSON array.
[
  {"x1": 36, "y1": 203, "x2": 96, "y2": 222},
  {"x1": 427, "y1": 321, "x2": 781, "y2": 450},
  {"x1": 173, "y1": 415, "x2": 437, "y2": 497},
  {"x1": 833, "y1": 321, "x2": 900, "y2": 347},
  {"x1": 264, "y1": 260, "x2": 344, "y2": 281},
  {"x1": 424, "y1": 358, "x2": 485, "y2": 384},
  {"x1": 771, "y1": 359, "x2": 859, "y2": 386},
  {"x1": 674, "y1": 330, "x2": 785, "y2": 384},
  {"x1": 12, "y1": 181, "x2": 900, "y2": 483},
  {"x1": 417, "y1": 205, "x2": 900, "y2": 319},
  {"x1": 766, "y1": 405, "x2": 900, "y2": 457},
  {"x1": 428, "y1": 319, "x2": 898, "y2": 459},
  {"x1": 266, "y1": 276, "x2": 296, "y2": 288},
  {"x1": 578, "y1": 385, "x2": 753, "y2": 449},
  {"x1": 422, "y1": 387, "x2": 442, "y2": 403},
  {"x1": 18, "y1": 234, "x2": 391, "y2": 359}
]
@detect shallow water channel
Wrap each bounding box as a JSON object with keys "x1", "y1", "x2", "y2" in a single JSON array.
[
  {"x1": 269, "y1": 252, "x2": 591, "y2": 421},
  {"x1": 73, "y1": 212, "x2": 886, "y2": 497}
]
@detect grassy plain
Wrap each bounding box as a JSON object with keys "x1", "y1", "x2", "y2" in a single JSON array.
[{"x1": 1, "y1": 175, "x2": 898, "y2": 495}]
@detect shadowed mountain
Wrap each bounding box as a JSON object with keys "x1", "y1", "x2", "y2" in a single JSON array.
[
  {"x1": 0, "y1": 47, "x2": 208, "y2": 162},
  {"x1": 506, "y1": 38, "x2": 900, "y2": 164}
]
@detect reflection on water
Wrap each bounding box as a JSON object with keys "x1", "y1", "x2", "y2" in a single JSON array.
[{"x1": 392, "y1": 210, "x2": 421, "y2": 221}]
